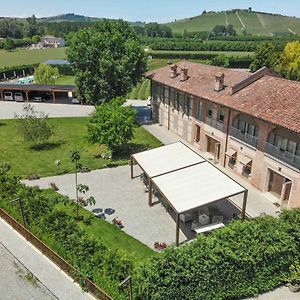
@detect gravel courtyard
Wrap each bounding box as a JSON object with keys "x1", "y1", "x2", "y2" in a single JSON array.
[{"x1": 25, "y1": 165, "x2": 187, "y2": 248}]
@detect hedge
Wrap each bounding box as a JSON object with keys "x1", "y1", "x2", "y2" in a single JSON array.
[
  {"x1": 134, "y1": 210, "x2": 300, "y2": 300},
  {"x1": 143, "y1": 37, "x2": 288, "y2": 52},
  {"x1": 0, "y1": 64, "x2": 37, "y2": 80},
  {"x1": 0, "y1": 167, "x2": 132, "y2": 300},
  {"x1": 149, "y1": 52, "x2": 254, "y2": 68}
]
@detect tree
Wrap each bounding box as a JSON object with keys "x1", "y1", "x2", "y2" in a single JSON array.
[
  {"x1": 250, "y1": 42, "x2": 276, "y2": 72},
  {"x1": 67, "y1": 19, "x2": 147, "y2": 104},
  {"x1": 15, "y1": 104, "x2": 54, "y2": 147},
  {"x1": 88, "y1": 98, "x2": 136, "y2": 154},
  {"x1": 34, "y1": 64, "x2": 59, "y2": 85},
  {"x1": 278, "y1": 41, "x2": 300, "y2": 81},
  {"x1": 3, "y1": 37, "x2": 15, "y2": 50}
]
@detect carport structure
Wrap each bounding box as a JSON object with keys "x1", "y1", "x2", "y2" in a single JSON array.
[
  {"x1": 130, "y1": 142, "x2": 248, "y2": 246},
  {"x1": 0, "y1": 84, "x2": 76, "y2": 103}
]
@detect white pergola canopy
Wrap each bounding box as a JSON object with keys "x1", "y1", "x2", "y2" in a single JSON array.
[
  {"x1": 130, "y1": 142, "x2": 248, "y2": 246},
  {"x1": 132, "y1": 142, "x2": 205, "y2": 178},
  {"x1": 152, "y1": 162, "x2": 246, "y2": 214}
]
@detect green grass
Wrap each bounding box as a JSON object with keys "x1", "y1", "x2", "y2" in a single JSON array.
[
  {"x1": 0, "y1": 48, "x2": 66, "y2": 68},
  {"x1": 0, "y1": 117, "x2": 161, "y2": 178},
  {"x1": 56, "y1": 75, "x2": 75, "y2": 85},
  {"x1": 168, "y1": 10, "x2": 300, "y2": 36},
  {"x1": 55, "y1": 201, "x2": 157, "y2": 262},
  {"x1": 127, "y1": 78, "x2": 151, "y2": 100}
]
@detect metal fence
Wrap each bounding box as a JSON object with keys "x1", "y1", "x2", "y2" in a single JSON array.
[{"x1": 0, "y1": 208, "x2": 114, "y2": 300}]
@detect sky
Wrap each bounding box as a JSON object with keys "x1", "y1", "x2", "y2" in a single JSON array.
[{"x1": 1, "y1": 0, "x2": 300, "y2": 22}]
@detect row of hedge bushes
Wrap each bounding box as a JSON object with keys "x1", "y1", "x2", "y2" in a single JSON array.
[
  {"x1": 134, "y1": 209, "x2": 300, "y2": 299},
  {"x1": 143, "y1": 37, "x2": 288, "y2": 52},
  {"x1": 0, "y1": 63, "x2": 73, "y2": 81},
  {"x1": 0, "y1": 64, "x2": 37, "y2": 80},
  {"x1": 0, "y1": 167, "x2": 132, "y2": 300},
  {"x1": 149, "y1": 52, "x2": 254, "y2": 68}
]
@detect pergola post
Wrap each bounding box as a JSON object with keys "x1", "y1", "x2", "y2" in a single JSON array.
[
  {"x1": 130, "y1": 156, "x2": 134, "y2": 179},
  {"x1": 52, "y1": 91, "x2": 56, "y2": 103},
  {"x1": 241, "y1": 190, "x2": 248, "y2": 220},
  {"x1": 148, "y1": 178, "x2": 153, "y2": 207},
  {"x1": 25, "y1": 91, "x2": 29, "y2": 102},
  {"x1": 176, "y1": 213, "x2": 180, "y2": 247}
]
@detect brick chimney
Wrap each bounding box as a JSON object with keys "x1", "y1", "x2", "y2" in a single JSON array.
[
  {"x1": 181, "y1": 66, "x2": 188, "y2": 81},
  {"x1": 170, "y1": 64, "x2": 178, "y2": 78},
  {"x1": 214, "y1": 72, "x2": 225, "y2": 91}
]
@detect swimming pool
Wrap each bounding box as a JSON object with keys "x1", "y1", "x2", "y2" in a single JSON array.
[{"x1": 15, "y1": 76, "x2": 34, "y2": 84}]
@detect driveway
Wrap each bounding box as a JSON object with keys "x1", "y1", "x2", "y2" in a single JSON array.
[
  {"x1": 0, "y1": 242, "x2": 56, "y2": 300},
  {"x1": 0, "y1": 102, "x2": 94, "y2": 119}
]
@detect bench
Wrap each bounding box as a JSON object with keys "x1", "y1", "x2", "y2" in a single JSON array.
[{"x1": 193, "y1": 222, "x2": 225, "y2": 234}]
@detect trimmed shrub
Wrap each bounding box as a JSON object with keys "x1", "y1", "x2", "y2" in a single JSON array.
[{"x1": 135, "y1": 213, "x2": 300, "y2": 300}]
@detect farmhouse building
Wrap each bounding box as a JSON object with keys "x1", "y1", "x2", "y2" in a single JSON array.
[
  {"x1": 40, "y1": 35, "x2": 65, "y2": 48},
  {"x1": 145, "y1": 61, "x2": 300, "y2": 209}
]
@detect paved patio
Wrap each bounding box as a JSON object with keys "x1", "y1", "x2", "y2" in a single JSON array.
[{"x1": 24, "y1": 166, "x2": 187, "y2": 248}]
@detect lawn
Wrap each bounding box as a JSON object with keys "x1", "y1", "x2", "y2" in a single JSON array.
[
  {"x1": 54, "y1": 201, "x2": 157, "y2": 262},
  {"x1": 56, "y1": 75, "x2": 75, "y2": 85},
  {"x1": 0, "y1": 117, "x2": 161, "y2": 178},
  {"x1": 0, "y1": 48, "x2": 66, "y2": 68}
]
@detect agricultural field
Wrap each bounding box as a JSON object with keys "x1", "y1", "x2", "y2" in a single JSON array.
[
  {"x1": 168, "y1": 10, "x2": 300, "y2": 36},
  {"x1": 0, "y1": 47, "x2": 66, "y2": 68},
  {"x1": 0, "y1": 117, "x2": 161, "y2": 178}
]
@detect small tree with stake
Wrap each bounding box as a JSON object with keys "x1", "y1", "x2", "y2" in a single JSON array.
[
  {"x1": 70, "y1": 150, "x2": 81, "y2": 220},
  {"x1": 70, "y1": 150, "x2": 95, "y2": 220}
]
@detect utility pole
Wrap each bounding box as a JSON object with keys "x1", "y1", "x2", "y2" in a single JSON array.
[
  {"x1": 119, "y1": 276, "x2": 133, "y2": 300},
  {"x1": 10, "y1": 198, "x2": 27, "y2": 228}
]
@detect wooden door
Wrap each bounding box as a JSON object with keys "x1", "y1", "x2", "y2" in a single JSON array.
[{"x1": 268, "y1": 170, "x2": 285, "y2": 197}]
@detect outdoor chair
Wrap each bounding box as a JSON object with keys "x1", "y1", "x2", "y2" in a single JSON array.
[
  {"x1": 212, "y1": 215, "x2": 224, "y2": 224},
  {"x1": 180, "y1": 212, "x2": 194, "y2": 223}
]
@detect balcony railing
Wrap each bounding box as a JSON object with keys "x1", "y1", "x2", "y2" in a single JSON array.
[
  {"x1": 266, "y1": 143, "x2": 300, "y2": 170},
  {"x1": 205, "y1": 116, "x2": 224, "y2": 131},
  {"x1": 230, "y1": 127, "x2": 258, "y2": 148}
]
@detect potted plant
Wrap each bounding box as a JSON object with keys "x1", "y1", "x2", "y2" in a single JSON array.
[{"x1": 287, "y1": 261, "x2": 300, "y2": 292}]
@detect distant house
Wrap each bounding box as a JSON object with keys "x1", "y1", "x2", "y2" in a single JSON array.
[
  {"x1": 31, "y1": 36, "x2": 65, "y2": 49},
  {"x1": 41, "y1": 36, "x2": 66, "y2": 48}
]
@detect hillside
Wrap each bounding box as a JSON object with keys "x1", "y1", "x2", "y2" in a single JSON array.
[
  {"x1": 38, "y1": 13, "x2": 101, "y2": 22},
  {"x1": 167, "y1": 10, "x2": 300, "y2": 36}
]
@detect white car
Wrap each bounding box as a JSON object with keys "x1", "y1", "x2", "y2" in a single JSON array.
[
  {"x1": 71, "y1": 98, "x2": 80, "y2": 104},
  {"x1": 4, "y1": 91, "x2": 13, "y2": 101},
  {"x1": 14, "y1": 92, "x2": 24, "y2": 102}
]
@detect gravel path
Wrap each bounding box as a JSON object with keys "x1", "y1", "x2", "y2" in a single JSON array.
[{"x1": 0, "y1": 243, "x2": 56, "y2": 300}]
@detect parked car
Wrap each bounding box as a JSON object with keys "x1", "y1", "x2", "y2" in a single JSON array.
[
  {"x1": 33, "y1": 96, "x2": 45, "y2": 102},
  {"x1": 4, "y1": 91, "x2": 13, "y2": 101},
  {"x1": 71, "y1": 98, "x2": 80, "y2": 104},
  {"x1": 14, "y1": 92, "x2": 24, "y2": 102}
]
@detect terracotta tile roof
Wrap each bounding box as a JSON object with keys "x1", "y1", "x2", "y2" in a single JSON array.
[{"x1": 145, "y1": 61, "x2": 300, "y2": 134}]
